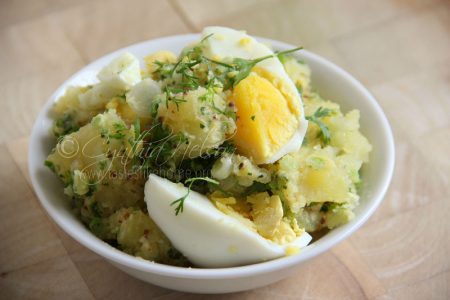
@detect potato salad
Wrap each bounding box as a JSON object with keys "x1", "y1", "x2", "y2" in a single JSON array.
[{"x1": 45, "y1": 27, "x2": 372, "y2": 267}]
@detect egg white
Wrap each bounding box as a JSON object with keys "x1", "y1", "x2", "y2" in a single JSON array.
[
  {"x1": 126, "y1": 78, "x2": 161, "y2": 118},
  {"x1": 201, "y1": 26, "x2": 308, "y2": 164},
  {"x1": 144, "y1": 174, "x2": 312, "y2": 268}
]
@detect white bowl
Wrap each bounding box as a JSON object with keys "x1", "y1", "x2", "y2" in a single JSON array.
[{"x1": 28, "y1": 34, "x2": 395, "y2": 294}]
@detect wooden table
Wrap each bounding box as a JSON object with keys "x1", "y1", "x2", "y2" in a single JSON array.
[{"x1": 1, "y1": 0, "x2": 449, "y2": 299}]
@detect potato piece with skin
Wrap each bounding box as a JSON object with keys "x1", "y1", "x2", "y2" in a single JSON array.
[
  {"x1": 248, "y1": 192, "x2": 283, "y2": 239},
  {"x1": 157, "y1": 87, "x2": 236, "y2": 159}
]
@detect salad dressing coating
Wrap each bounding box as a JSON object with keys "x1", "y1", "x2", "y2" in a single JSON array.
[{"x1": 45, "y1": 31, "x2": 371, "y2": 266}]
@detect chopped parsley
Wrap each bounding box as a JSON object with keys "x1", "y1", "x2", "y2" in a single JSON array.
[
  {"x1": 54, "y1": 113, "x2": 79, "y2": 137},
  {"x1": 163, "y1": 86, "x2": 187, "y2": 110},
  {"x1": 170, "y1": 177, "x2": 219, "y2": 215},
  {"x1": 108, "y1": 123, "x2": 128, "y2": 139},
  {"x1": 89, "y1": 201, "x2": 102, "y2": 218},
  {"x1": 205, "y1": 47, "x2": 303, "y2": 89},
  {"x1": 306, "y1": 156, "x2": 326, "y2": 170},
  {"x1": 133, "y1": 118, "x2": 140, "y2": 138},
  {"x1": 306, "y1": 107, "x2": 332, "y2": 145},
  {"x1": 99, "y1": 160, "x2": 108, "y2": 170},
  {"x1": 86, "y1": 182, "x2": 97, "y2": 197},
  {"x1": 44, "y1": 160, "x2": 56, "y2": 172}
]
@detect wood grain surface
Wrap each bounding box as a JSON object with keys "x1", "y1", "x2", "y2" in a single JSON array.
[{"x1": 0, "y1": 0, "x2": 449, "y2": 299}]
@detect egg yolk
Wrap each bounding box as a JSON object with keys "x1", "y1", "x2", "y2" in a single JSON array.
[{"x1": 231, "y1": 70, "x2": 300, "y2": 164}]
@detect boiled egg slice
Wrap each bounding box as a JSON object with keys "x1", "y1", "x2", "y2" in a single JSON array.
[
  {"x1": 202, "y1": 27, "x2": 308, "y2": 165},
  {"x1": 144, "y1": 174, "x2": 312, "y2": 268},
  {"x1": 97, "y1": 52, "x2": 141, "y2": 90},
  {"x1": 126, "y1": 78, "x2": 161, "y2": 118},
  {"x1": 79, "y1": 52, "x2": 142, "y2": 110}
]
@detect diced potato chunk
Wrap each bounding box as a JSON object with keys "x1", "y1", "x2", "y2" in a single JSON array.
[
  {"x1": 328, "y1": 110, "x2": 372, "y2": 162},
  {"x1": 281, "y1": 57, "x2": 311, "y2": 95},
  {"x1": 157, "y1": 87, "x2": 236, "y2": 159}
]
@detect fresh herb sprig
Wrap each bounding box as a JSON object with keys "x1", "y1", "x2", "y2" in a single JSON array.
[
  {"x1": 170, "y1": 177, "x2": 219, "y2": 215},
  {"x1": 163, "y1": 86, "x2": 187, "y2": 110},
  {"x1": 155, "y1": 37, "x2": 303, "y2": 95},
  {"x1": 154, "y1": 35, "x2": 213, "y2": 93},
  {"x1": 108, "y1": 123, "x2": 128, "y2": 139},
  {"x1": 53, "y1": 113, "x2": 79, "y2": 137},
  {"x1": 306, "y1": 107, "x2": 332, "y2": 145},
  {"x1": 205, "y1": 47, "x2": 303, "y2": 88}
]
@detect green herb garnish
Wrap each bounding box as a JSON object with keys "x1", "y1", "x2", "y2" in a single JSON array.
[
  {"x1": 86, "y1": 182, "x2": 97, "y2": 197},
  {"x1": 198, "y1": 78, "x2": 235, "y2": 118},
  {"x1": 99, "y1": 160, "x2": 108, "y2": 170},
  {"x1": 170, "y1": 177, "x2": 219, "y2": 215},
  {"x1": 108, "y1": 123, "x2": 127, "y2": 139},
  {"x1": 163, "y1": 86, "x2": 187, "y2": 110},
  {"x1": 306, "y1": 107, "x2": 332, "y2": 145},
  {"x1": 44, "y1": 160, "x2": 56, "y2": 172},
  {"x1": 89, "y1": 201, "x2": 102, "y2": 218},
  {"x1": 54, "y1": 113, "x2": 79, "y2": 137},
  {"x1": 133, "y1": 118, "x2": 140, "y2": 138},
  {"x1": 205, "y1": 47, "x2": 303, "y2": 88}
]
